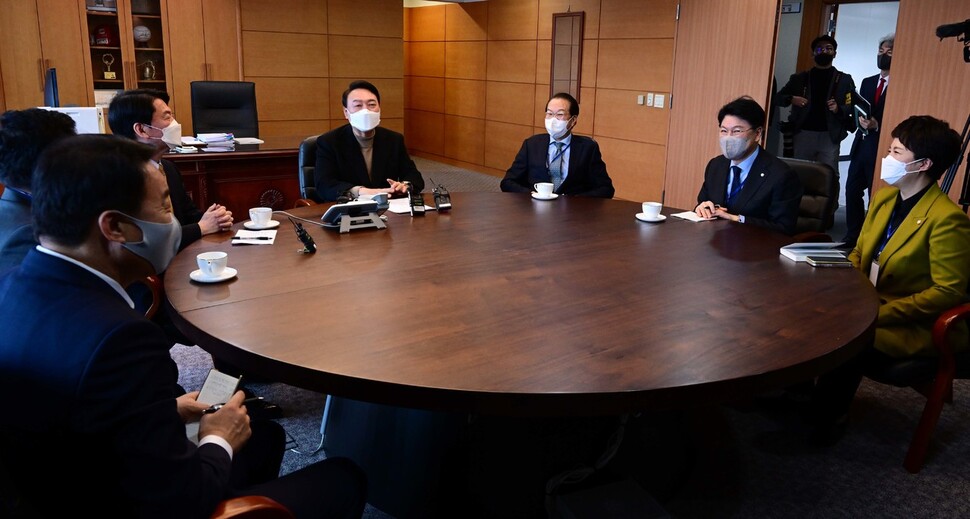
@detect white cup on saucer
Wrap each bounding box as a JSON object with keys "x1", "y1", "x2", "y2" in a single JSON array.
[
  {"x1": 642, "y1": 201, "x2": 662, "y2": 219},
  {"x1": 534, "y1": 182, "x2": 554, "y2": 198},
  {"x1": 249, "y1": 207, "x2": 273, "y2": 227},
  {"x1": 197, "y1": 251, "x2": 228, "y2": 278}
]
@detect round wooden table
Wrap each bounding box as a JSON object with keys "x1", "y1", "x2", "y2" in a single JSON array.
[{"x1": 165, "y1": 192, "x2": 878, "y2": 416}]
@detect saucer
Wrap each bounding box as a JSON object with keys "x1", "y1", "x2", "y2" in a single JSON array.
[
  {"x1": 244, "y1": 220, "x2": 280, "y2": 230},
  {"x1": 636, "y1": 213, "x2": 667, "y2": 223},
  {"x1": 189, "y1": 267, "x2": 238, "y2": 284},
  {"x1": 531, "y1": 192, "x2": 559, "y2": 200}
]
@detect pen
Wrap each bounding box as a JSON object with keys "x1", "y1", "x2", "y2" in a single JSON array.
[
  {"x1": 232, "y1": 236, "x2": 272, "y2": 240},
  {"x1": 202, "y1": 397, "x2": 263, "y2": 414}
]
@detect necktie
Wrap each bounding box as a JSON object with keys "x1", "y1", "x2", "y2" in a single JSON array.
[
  {"x1": 550, "y1": 142, "x2": 564, "y2": 190},
  {"x1": 726, "y1": 166, "x2": 742, "y2": 207},
  {"x1": 874, "y1": 77, "x2": 886, "y2": 105}
]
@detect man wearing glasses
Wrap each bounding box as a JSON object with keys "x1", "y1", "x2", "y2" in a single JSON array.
[
  {"x1": 778, "y1": 35, "x2": 856, "y2": 217},
  {"x1": 500, "y1": 92, "x2": 614, "y2": 198},
  {"x1": 694, "y1": 97, "x2": 802, "y2": 235}
]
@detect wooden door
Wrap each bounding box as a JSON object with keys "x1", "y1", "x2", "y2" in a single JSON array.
[
  {"x1": 36, "y1": 0, "x2": 91, "y2": 106},
  {"x1": 0, "y1": 0, "x2": 45, "y2": 109},
  {"x1": 665, "y1": 0, "x2": 781, "y2": 211},
  {"x1": 164, "y1": 0, "x2": 206, "y2": 135},
  {"x1": 202, "y1": 0, "x2": 241, "y2": 81}
]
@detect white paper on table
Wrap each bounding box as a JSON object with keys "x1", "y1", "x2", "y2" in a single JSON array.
[
  {"x1": 181, "y1": 136, "x2": 205, "y2": 145},
  {"x1": 201, "y1": 146, "x2": 234, "y2": 152},
  {"x1": 232, "y1": 229, "x2": 277, "y2": 245},
  {"x1": 233, "y1": 137, "x2": 265, "y2": 145},
  {"x1": 387, "y1": 197, "x2": 434, "y2": 214},
  {"x1": 671, "y1": 211, "x2": 716, "y2": 222}
]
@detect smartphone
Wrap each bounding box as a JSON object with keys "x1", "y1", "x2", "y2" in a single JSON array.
[{"x1": 806, "y1": 255, "x2": 853, "y2": 268}]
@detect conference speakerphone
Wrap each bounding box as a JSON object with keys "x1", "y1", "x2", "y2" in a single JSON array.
[{"x1": 321, "y1": 199, "x2": 386, "y2": 233}]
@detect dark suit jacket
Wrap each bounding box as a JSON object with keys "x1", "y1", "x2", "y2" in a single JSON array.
[
  {"x1": 696, "y1": 148, "x2": 803, "y2": 235},
  {"x1": 161, "y1": 158, "x2": 204, "y2": 250},
  {"x1": 847, "y1": 74, "x2": 886, "y2": 178},
  {"x1": 0, "y1": 250, "x2": 233, "y2": 517},
  {"x1": 314, "y1": 124, "x2": 424, "y2": 201},
  {"x1": 501, "y1": 134, "x2": 615, "y2": 198},
  {"x1": 0, "y1": 188, "x2": 33, "y2": 274}
]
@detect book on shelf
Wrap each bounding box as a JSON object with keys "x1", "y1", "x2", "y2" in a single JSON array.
[{"x1": 779, "y1": 242, "x2": 847, "y2": 262}]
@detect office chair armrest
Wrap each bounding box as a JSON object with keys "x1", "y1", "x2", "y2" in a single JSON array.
[
  {"x1": 210, "y1": 495, "x2": 294, "y2": 519},
  {"x1": 138, "y1": 275, "x2": 163, "y2": 319},
  {"x1": 294, "y1": 198, "x2": 317, "y2": 208},
  {"x1": 930, "y1": 302, "x2": 970, "y2": 377}
]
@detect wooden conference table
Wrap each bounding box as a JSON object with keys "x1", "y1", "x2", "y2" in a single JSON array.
[{"x1": 165, "y1": 192, "x2": 878, "y2": 417}]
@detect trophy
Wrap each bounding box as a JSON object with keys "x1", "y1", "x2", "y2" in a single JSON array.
[{"x1": 102, "y1": 53, "x2": 116, "y2": 80}]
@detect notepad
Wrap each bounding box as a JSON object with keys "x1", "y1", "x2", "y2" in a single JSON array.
[
  {"x1": 186, "y1": 369, "x2": 241, "y2": 444},
  {"x1": 780, "y1": 242, "x2": 846, "y2": 262}
]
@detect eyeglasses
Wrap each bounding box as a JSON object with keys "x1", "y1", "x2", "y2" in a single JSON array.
[
  {"x1": 719, "y1": 127, "x2": 753, "y2": 137},
  {"x1": 545, "y1": 111, "x2": 571, "y2": 121}
]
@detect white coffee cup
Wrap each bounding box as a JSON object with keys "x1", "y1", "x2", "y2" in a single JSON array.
[
  {"x1": 534, "y1": 182, "x2": 554, "y2": 197},
  {"x1": 642, "y1": 201, "x2": 663, "y2": 219},
  {"x1": 249, "y1": 207, "x2": 272, "y2": 227},
  {"x1": 197, "y1": 251, "x2": 228, "y2": 277}
]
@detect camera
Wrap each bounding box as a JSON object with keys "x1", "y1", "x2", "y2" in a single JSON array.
[{"x1": 936, "y1": 19, "x2": 970, "y2": 63}]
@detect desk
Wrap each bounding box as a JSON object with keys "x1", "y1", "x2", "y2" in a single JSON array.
[
  {"x1": 165, "y1": 192, "x2": 878, "y2": 416},
  {"x1": 165, "y1": 135, "x2": 307, "y2": 218}
]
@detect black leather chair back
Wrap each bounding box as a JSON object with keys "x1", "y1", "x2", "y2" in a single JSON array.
[
  {"x1": 298, "y1": 136, "x2": 320, "y2": 202},
  {"x1": 781, "y1": 158, "x2": 837, "y2": 234},
  {"x1": 190, "y1": 81, "x2": 259, "y2": 138}
]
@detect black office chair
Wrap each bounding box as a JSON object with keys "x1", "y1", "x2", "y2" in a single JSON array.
[
  {"x1": 295, "y1": 135, "x2": 320, "y2": 207},
  {"x1": 190, "y1": 81, "x2": 259, "y2": 138},
  {"x1": 781, "y1": 157, "x2": 838, "y2": 237}
]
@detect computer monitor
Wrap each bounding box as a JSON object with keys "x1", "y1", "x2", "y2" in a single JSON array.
[{"x1": 43, "y1": 68, "x2": 59, "y2": 108}]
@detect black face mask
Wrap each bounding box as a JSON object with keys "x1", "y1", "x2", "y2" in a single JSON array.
[
  {"x1": 814, "y1": 53, "x2": 834, "y2": 66},
  {"x1": 877, "y1": 53, "x2": 891, "y2": 70}
]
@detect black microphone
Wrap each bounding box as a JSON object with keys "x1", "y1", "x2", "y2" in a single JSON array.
[
  {"x1": 936, "y1": 19, "x2": 970, "y2": 40},
  {"x1": 289, "y1": 217, "x2": 316, "y2": 253}
]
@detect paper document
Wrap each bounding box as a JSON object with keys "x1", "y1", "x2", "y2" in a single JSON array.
[
  {"x1": 233, "y1": 137, "x2": 264, "y2": 145},
  {"x1": 232, "y1": 230, "x2": 277, "y2": 245},
  {"x1": 181, "y1": 136, "x2": 205, "y2": 146},
  {"x1": 671, "y1": 211, "x2": 715, "y2": 222},
  {"x1": 779, "y1": 242, "x2": 846, "y2": 262},
  {"x1": 387, "y1": 197, "x2": 434, "y2": 214}
]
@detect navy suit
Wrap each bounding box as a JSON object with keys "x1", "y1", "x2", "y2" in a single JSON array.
[
  {"x1": 315, "y1": 124, "x2": 424, "y2": 201},
  {"x1": 0, "y1": 250, "x2": 232, "y2": 517},
  {"x1": 696, "y1": 148, "x2": 803, "y2": 235},
  {"x1": 501, "y1": 134, "x2": 615, "y2": 198},
  {"x1": 0, "y1": 188, "x2": 33, "y2": 274},
  {"x1": 844, "y1": 73, "x2": 887, "y2": 245}
]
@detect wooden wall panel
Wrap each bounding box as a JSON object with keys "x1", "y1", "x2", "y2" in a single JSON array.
[
  {"x1": 408, "y1": 5, "x2": 445, "y2": 42},
  {"x1": 594, "y1": 88, "x2": 669, "y2": 144},
  {"x1": 406, "y1": 109, "x2": 444, "y2": 155},
  {"x1": 260, "y1": 120, "x2": 327, "y2": 140},
  {"x1": 484, "y1": 120, "x2": 534, "y2": 170},
  {"x1": 409, "y1": 76, "x2": 445, "y2": 113},
  {"x1": 536, "y1": 40, "x2": 551, "y2": 85},
  {"x1": 409, "y1": 42, "x2": 446, "y2": 77},
  {"x1": 486, "y1": 41, "x2": 538, "y2": 83},
  {"x1": 596, "y1": 39, "x2": 675, "y2": 91},
  {"x1": 599, "y1": 0, "x2": 678, "y2": 39},
  {"x1": 487, "y1": 0, "x2": 538, "y2": 41},
  {"x1": 597, "y1": 137, "x2": 667, "y2": 202},
  {"x1": 445, "y1": 3, "x2": 488, "y2": 41},
  {"x1": 581, "y1": 39, "x2": 598, "y2": 89},
  {"x1": 666, "y1": 0, "x2": 778, "y2": 211},
  {"x1": 486, "y1": 82, "x2": 536, "y2": 126},
  {"x1": 445, "y1": 42, "x2": 486, "y2": 80},
  {"x1": 445, "y1": 79, "x2": 485, "y2": 118},
  {"x1": 876, "y1": 0, "x2": 970, "y2": 203},
  {"x1": 240, "y1": 0, "x2": 326, "y2": 33},
  {"x1": 251, "y1": 77, "x2": 329, "y2": 121},
  {"x1": 329, "y1": 36, "x2": 404, "y2": 79},
  {"x1": 445, "y1": 115, "x2": 486, "y2": 164},
  {"x1": 328, "y1": 0, "x2": 403, "y2": 37},
  {"x1": 243, "y1": 33, "x2": 328, "y2": 77}
]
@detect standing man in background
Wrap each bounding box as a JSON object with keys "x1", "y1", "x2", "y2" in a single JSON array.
[
  {"x1": 778, "y1": 35, "x2": 856, "y2": 224},
  {"x1": 843, "y1": 34, "x2": 894, "y2": 249},
  {"x1": 501, "y1": 92, "x2": 614, "y2": 198},
  {"x1": 315, "y1": 80, "x2": 424, "y2": 201}
]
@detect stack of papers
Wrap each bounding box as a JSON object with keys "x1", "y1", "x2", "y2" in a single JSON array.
[
  {"x1": 197, "y1": 133, "x2": 235, "y2": 149},
  {"x1": 231, "y1": 230, "x2": 276, "y2": 245},
  {"x1": 780, "y1": 242, "x2": 846, "y2": 262}
]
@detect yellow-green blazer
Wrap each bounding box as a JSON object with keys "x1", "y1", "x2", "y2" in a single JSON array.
[{"x1": 849, "y1": 184, "x2": 970, "y2": 357}]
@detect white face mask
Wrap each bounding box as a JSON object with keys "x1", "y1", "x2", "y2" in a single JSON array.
[
  {"x1": 545, "y1": 117, "x2": 571, "y2": 140},
  {"x1": 148, "y1": 120, "x2": 183, "y2": 149},
  {"x1": 348, "y1": 109, "x2": 380, "y2": 132},
  {"x1": 719, "y1": 135, "x2": 751, "y2": 161},
  {"x1": 880, "y1": 155, "x2": 924, "y2": 185}
]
